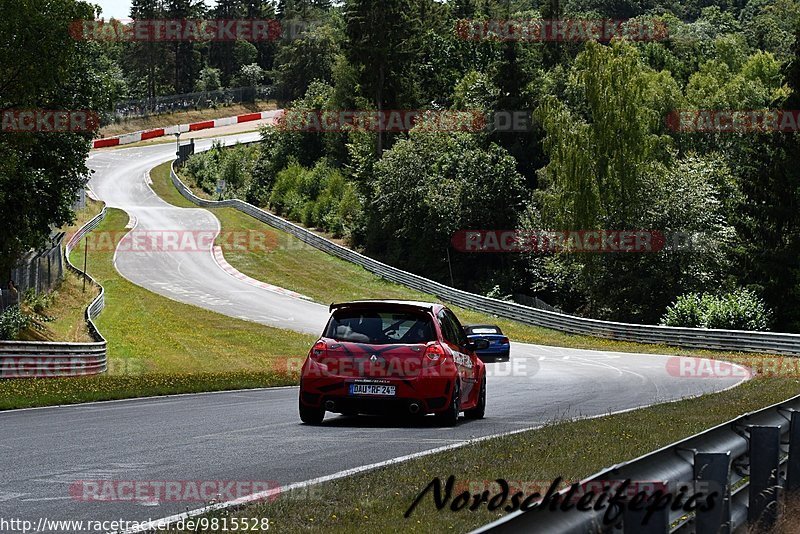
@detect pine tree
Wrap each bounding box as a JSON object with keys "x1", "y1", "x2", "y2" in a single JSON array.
[
  {"x1": 208, "y1": 0, "x2": 244, "y2": 86},
  {"x1": 127, "y1": 0, "x2": 167, "y2": 99},
  {"x1": 345, "y1": 0, "x2": 418, "y2": 154},
  {"x1": 165, "y1": 0, "x2": 202, "y2": 93}
]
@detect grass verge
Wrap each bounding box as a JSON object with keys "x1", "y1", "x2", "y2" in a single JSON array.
[
  {"x1": 0, "y1": 207, "x2": 315, "y2": 410},
  {"x1": 13, "y1": 201, "x2": 104, "y2": 342},
  {"x1": 176, "y1": 376, "x2": 800, "y2": 534},
  {"x1": 19, "y1": 271, "x2": 98, "y2": 343}
]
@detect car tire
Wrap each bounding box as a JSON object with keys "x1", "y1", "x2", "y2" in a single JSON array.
[
  {"x1": 299, "y1": 401, "x2": 325, "y2": 424},
  {"x1": 464, "y1": 376, "x2": 486, "y2": 420},
  {"x1": 436, "y1": 380, "x2": 460, "y2": 427}
]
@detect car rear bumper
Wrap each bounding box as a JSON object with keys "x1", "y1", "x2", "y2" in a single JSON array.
[
  {"x1": 477, "y1": 348, "x2": 510, "y2": 361},
  {"x1": 299, "y1": 376, "x2": 454, "y2": 415}
]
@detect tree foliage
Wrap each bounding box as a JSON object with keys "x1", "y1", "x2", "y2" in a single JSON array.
[{"x1": 0, "y1": 0, "x2": 114, "y2": 277}]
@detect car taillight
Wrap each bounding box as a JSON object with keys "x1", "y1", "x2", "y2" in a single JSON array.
[
  {"x1": 500, "y1": 337, "x2": 509, "y2": 345},
  {"x1": 309, "y1": 340, "x2": 327, "y2": 360},
  {"x1": 424, "y1": 342, "x2": 446, "y2": 365}
]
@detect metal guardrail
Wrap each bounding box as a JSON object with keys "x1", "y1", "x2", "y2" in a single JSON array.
[
  {"x1": 0, "y1": 207, "x2": 108, "y2": 378},
  {"x1": 170, "y1": 161, "x2": 800, "y2": 356},
  {"x1": 472, "y1": 393, "x2": 800, "y2": 533}
]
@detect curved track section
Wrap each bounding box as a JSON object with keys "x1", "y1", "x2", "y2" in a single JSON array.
[
  {"x1": 87, "y1": 134, "x2": 328, "y2": 333},
  {"x1": 0, "y1": 131, "x2": 747, "y2": 527}
]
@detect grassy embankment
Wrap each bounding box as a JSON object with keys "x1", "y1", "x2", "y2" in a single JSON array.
[{"x1": 0, "y1": 202, "x2": 314, "y2": 410}]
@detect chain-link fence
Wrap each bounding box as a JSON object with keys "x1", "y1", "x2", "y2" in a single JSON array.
[
  {"x1": 2, "y1": 233, "x2": 65, "y2": 311},
  {"x1": 106, "y1": 85, "x2": 273, "y2": 124}
]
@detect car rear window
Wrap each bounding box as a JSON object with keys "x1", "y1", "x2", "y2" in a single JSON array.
[
  {"x1": 325, "y1": 309, "x2": 436, "y2": 344},
  {"x1": 467, "y1": 326, "x2": 502, "y2": 335}
]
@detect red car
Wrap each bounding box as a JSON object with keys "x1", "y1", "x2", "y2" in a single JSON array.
[{"x1": 298, "y1": 300, "x2": 489, "y2": 426}]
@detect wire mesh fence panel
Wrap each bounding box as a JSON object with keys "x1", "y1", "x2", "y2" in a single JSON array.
[
  {"x1": 6, "y1": 233, "x2": 65, "y2": 308},
  {"x1": 107, "y1": 86, "x2": 272, "y2": 123}
]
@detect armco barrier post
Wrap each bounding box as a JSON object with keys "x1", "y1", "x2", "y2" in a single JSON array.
[
  {"x1": 788, "y1": 411, "x2": 800, "y2": 491},
  {"x1": 694, "y1": 451, "x2": 731, "y2": 533},
  {"x1": 748, "y1": 425, "x2": 781, "y2": 527}
]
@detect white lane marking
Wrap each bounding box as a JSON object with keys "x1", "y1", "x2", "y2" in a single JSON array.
[
  {"x1": 0, "y1": 492, "x2": 27, "y2": 502},
  {"x1": 19, "y1": 496, "x2": 72, "y2": 502}
]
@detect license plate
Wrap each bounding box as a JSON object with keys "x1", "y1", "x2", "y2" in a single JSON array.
[{"x1": 349, "y1": 383, "x2": 396, "y2": 396}]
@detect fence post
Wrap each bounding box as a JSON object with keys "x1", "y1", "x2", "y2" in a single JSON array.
[
  {"x1": 82, "y1": 236, "x2": 88, "y2": 293},
  {"x1": 748, "y1": 425, "x2": 781, "y2": 527},
  {"x1": 694, "y1": 451, "x2": 731, "y2": 533},
  {"x1": 787, "y1": 411, "x2": 800, "y2": 491}
]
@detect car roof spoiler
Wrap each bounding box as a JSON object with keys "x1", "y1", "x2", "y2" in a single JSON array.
[{"x1": 329, "y1": 300, "x2": 436, "y2": 313}]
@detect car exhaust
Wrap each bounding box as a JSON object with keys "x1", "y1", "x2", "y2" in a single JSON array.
[
  {"x1": 325, "y1": 400, "x2": 335, "y2": 411},
  {"x1": 409, "y1": 402, "x2": 420, "y2": 414}
]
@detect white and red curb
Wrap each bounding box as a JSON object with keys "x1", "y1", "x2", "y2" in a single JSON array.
[
  {"x1": 93, "y1": 109, "x2": 283, "y2": 149},
  {"x1": 211, "y1": 245, "x2": 311, "y2": 301}
]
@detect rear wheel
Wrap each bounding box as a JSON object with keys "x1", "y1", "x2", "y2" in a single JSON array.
[
  {"x1": 299, "y1": 401, "x2": 324, "y2": 424},
  {"x1": 436, "y1": 380, "x2": 460, "y2": 427},
  {"x1": 464, "y1": 376, "x2": 486, "y2": 420}
]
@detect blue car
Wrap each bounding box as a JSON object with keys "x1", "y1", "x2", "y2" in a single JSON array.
[{"x1": 465, "y1": 324, "x2": 510, "y2": 362}]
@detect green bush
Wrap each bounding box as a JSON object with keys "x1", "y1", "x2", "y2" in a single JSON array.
[
  {"x1": 661, "y1": 293, "x2": 704, "y2": 328},
  {"x1": 24, "y1": 289, "x2": 54, "y2": 315},
  {"x1": 268, "y1": 160, "x2": 361, "y2": 237},
  {"x1": 184, "y1": 142, "x2": 258, "y2": 197},
  {"x1": 269, "y1": 162, "x2": 305, "y2": 214},
  {"x1": 661, "y1": 289, "x2": 771, "y2": 331},
  {"x1": 186, "y1": 143, "x2": 362, "y2": 239},
  {"x1": 0, "y1": 305, "x2": 30, "y2": 340}
]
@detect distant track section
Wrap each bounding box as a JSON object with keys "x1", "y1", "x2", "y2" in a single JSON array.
[{"x1": 92, "y1": 110, "x2": 282, "y2": 148}]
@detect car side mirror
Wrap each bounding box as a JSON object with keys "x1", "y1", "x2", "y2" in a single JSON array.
[{"x1": 468, "y1": 338, "x2": 490, "y2": 351}]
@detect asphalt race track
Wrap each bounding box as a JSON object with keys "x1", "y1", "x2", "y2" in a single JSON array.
[
  {"x1": 0, "y1": 132, "x2": 747, "y2": 529},
  {"x1": 86, "y1": 132, "x2": 329, "y2": 334}
]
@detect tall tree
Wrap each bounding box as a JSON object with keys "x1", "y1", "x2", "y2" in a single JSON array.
[
  {"x1": 126, "y1": 0, "x2": 167, "y2": 99},
  {"x1": 209, "y1": 0, "x2": 244, "y2": 85},
  {"x1": 0, "y1": 0, "x2": 116, "y2": 277},
  {"x1": 536, "y1": 41, "x2": 677, "y2": 229},
  {"x1": 165, "y1": 0, "x2": 203, "y2": 93},
  {"x1": 734, "y1": 27, "x2": 800, "y2": 330},
  {"x1": 344, "y1": 0, "x2": 419, "y2": 154}
]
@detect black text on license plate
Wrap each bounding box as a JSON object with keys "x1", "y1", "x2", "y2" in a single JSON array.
[{"x1": 349, "y1": 383, "x2": 396, "y2": 396}]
